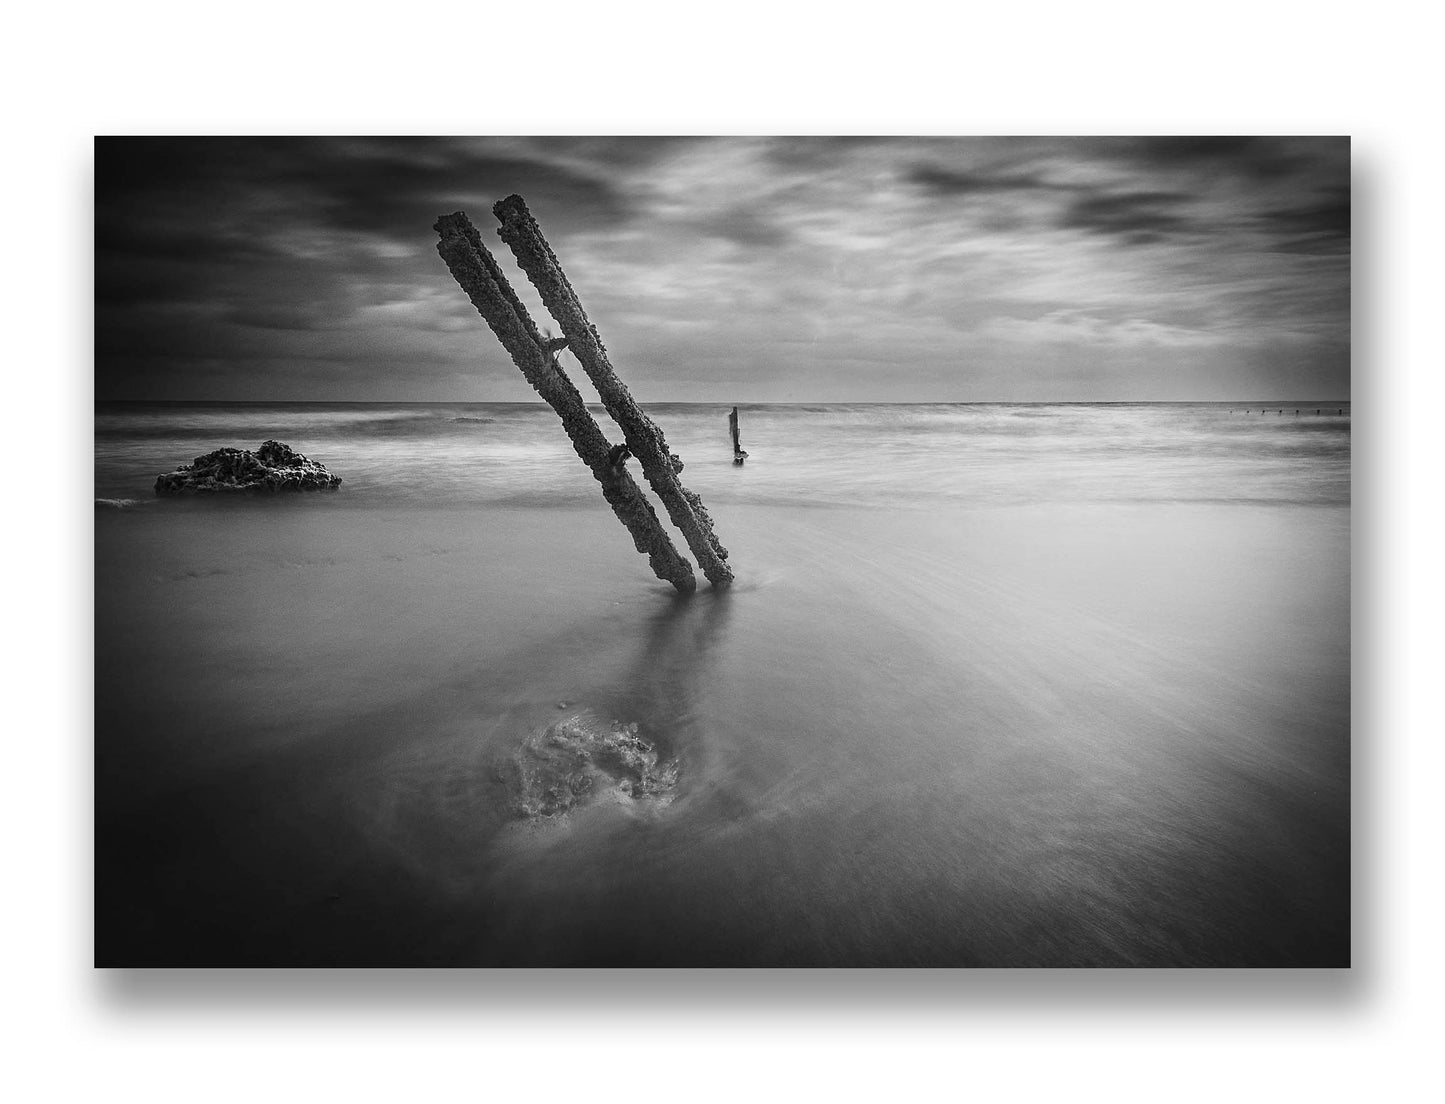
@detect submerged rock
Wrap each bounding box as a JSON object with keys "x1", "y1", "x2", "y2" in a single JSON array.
[
  {"x1": 154, "y1": 440, "x2": 341, "y2": 495},
  {"x1": 502, "y1": 710, "x2": 678, "y2": 818}
]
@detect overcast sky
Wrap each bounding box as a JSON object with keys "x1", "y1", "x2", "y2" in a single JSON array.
[{"x1": 95, "y1": 136, "x2": 1349, "y2": 402}]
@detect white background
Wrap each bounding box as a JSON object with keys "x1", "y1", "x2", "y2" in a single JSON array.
[{"x1": 5, "y1": 3, "x2": 1434, "y2": 1101}]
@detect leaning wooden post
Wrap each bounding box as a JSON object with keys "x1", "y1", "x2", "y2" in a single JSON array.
[
  {"x1": 434, "y1": 212, "x2": 697, "y2": 593},
  {"x1": 493, "y1": 195, "x2": 734, "y2": 589}
]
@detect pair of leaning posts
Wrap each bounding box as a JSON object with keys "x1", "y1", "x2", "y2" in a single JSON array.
[{"x1": 434, "y1": 196, "x2": 732, "y2": 594}]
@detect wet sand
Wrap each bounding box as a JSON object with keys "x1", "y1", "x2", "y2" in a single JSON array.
[{"x1": 95, "y1": 497, "x2": 1348, "y2": 965}]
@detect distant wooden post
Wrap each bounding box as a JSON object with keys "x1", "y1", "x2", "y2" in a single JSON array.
[
  {"x1": 728, "y1": 406, "x2": 748, "y2": 465},
  {"x1": 494, "y1": 195, "x2": 733, "y2": 588},
  {"x1": 434, "y1": 212, "x2": 697, "y2": 593}
]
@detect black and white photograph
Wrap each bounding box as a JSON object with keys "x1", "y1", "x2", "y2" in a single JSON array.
[{"x1": 93, "y1": 135, "x2": 1351, "y2": 968}]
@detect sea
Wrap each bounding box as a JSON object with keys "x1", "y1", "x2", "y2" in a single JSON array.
[{"x1": 94, "y1": 401, "x2": 1351, "y2": 966}]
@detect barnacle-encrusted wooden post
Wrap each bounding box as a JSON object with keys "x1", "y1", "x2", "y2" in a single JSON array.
[
  {"x1": 434, "y1": 212, "x2": 696, "y2": 593},
  {"x1": 493, "y1": 195, "x2": 734, "y2": 589}
]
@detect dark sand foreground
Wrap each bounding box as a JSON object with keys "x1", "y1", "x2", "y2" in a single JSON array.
[{"x1": 95, "y1": 495, "x2": 1348, "y2": 966}]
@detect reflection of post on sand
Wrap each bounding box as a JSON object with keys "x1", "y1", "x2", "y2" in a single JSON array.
[{"x1": 625, "y1": 589, "x2": 733, "y2": 729}]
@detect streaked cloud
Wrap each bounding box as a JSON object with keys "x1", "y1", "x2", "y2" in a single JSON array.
[{"x1": 95, "y1": 136, "x2": 1349, "y2": 401}]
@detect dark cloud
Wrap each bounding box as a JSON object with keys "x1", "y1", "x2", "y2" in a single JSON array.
[
  {"x1": 1116, "y1": 135, "x2": 1327, "y2": 180},
  {"x1": 1059, "y1": 190, "x2": 1199, "y2": 244},
  {"x1": 906, "y1": 165, "x2": 1062, "y2": 197},
  {"x1": 291, "y1": 144, "x2": 632, "y2": 239},
  {"x1": 1141, "y1": 136, "x2": 1266, "y2": 159},
  {"x1": 95, "y1": 137, "x2": 632, "y2": 262},
  {"x1": 221, "y1": 302, "x2": 341, "y2": 332},
  {"x1": 96, "y1": 137, "x2": 295, "y2": 198},
  {"x1": 1258, "y1": 188, "x2": 1351, "y2": 254},
  {"x1": 96, "y1": 223, "x2": 279, "y2": 266},
  {"x1": 96, "y1": 138, "x2": 299, "y2": 313},
  {"x1": 94, "y1": 137, "x2": 641, "y2": 397},
  {"x1": 528, "y1": 136, "x2": 707, "y2": 168}
]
